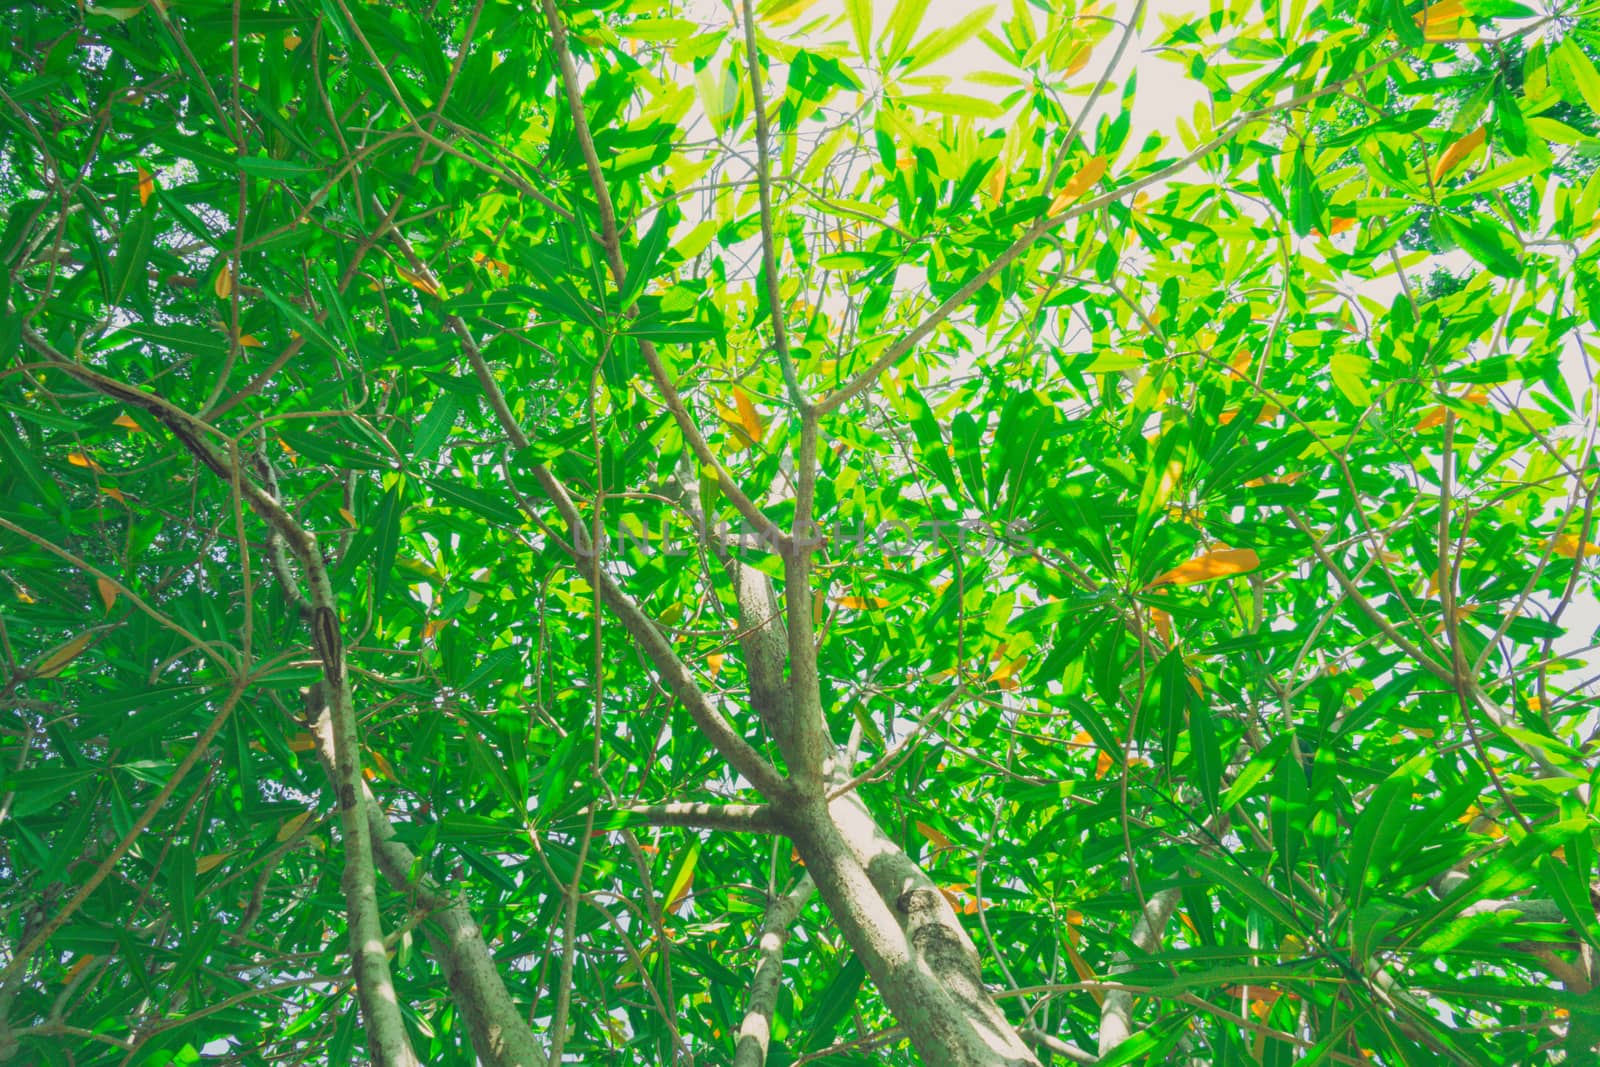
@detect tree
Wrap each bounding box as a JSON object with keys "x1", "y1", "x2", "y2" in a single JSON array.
[{"x1": 3, "y1": 0, "x2": 1600, "y2": 1062}]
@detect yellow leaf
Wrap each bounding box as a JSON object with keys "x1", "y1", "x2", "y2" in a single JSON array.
[
  {"x1": 287, "y1": 732, "x2": 318, "y2": 752},
  {"x1": 1415, "y1": 0, "x2": 1473, "y2": 39},
  {"x1": 1433, "y1": 125, "x2": 1486, "y2": 182},
  {"x1": 100, "y1": 486, "x2": 126, "y2": 504},
  {"x1": 989, "y1": 655, "x2": 1026, "y2": 691},
  {"x1": 766, "y1": 0, "x2": 823, "y2": 25},
  {"x1": 196, "y1": 852, "x2": 229, "y2": 874},
  {"x1": 276, "y1": 810, "x2": 312, "y2": 843},
  {"x1": 1149, "y1": 547, "x2": 1261, "y2": 588},
  {"x1": 96, "y1": 577, "x2": 117, "y2": 612},
  {"x1": 707, "y1": 652, "x2": 724, "y2": 679},
  {"x1": 284, "y1": 30, "x2": 302, "y2": 48},
  {"x1": 136, "y1": 166, "x2": 153, "y2": 206},
  {"x1": 421, "y1": 619, "x2": 448, "y2": 639},
  {"x1": 1551, "y1": 533, "x2": 1600, "y2": 560},
  {"x1": 35, "y1": 631, "x2": 94, "y2": 677},
  {"x1": 397, "y1": 266, "x2": 439, "y2": 297},
  {"x1": 338, "y1": 507, "x2": 357, "y2": 527},
  {"x1": 1063, "y1": 40, "x2": 1093, "y2": 78},
  {"x1": 114, "y1": 413, "x2": 142, "y2": 430},
  {"x1": 916, "y1": 820, "x2": 954, "y2": 851},
  {"x1": 67, "y1": 451, "x2": 104, "y2": 472},
  {"x1": 214, "y1": 262, "x2": 233, "y2": 299},
  {"x1": 1048, "y1": 157, "x2": 1108, "y2": 215},
  {"x1": 732, "y1": 387, "x2": 765, "y2": 443},
  {"x1": 238, "y1": 333, "x2": 263, "y2": 348},
  {"x1": 987, "y1": 164, "x2": 1006, "y2": 203}
]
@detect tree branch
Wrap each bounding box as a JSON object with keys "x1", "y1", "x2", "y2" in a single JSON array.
[
  {"x1": 732, "y1": 874, "x2": 815, "y2": 1067},
  {"x1": 616, "y1": 802, "x2": 784, "y2": 835},
  {"x1": 1097, "y1": 887, "x2": 1180, "y2": 1057},
  {"x1": 536, "y1": 0, "x2": 785, "y2": 549}
]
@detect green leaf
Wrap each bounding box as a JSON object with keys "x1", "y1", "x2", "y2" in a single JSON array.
[
  {"x1": 843, "y1": 0, "x2": 872, "y2": 60},
  {"x1": 109, "y1": 200, "x2": 157, "y2": 306},
  {"x1": 902, "y1": 5, "x2": 994, "y2": 74},
  {"x1": 1435, "y1": 213, "x2": 1523, "y2": 278},
  {"x1": 882, "y1": 0, "x2": 930, "y2": 66}
]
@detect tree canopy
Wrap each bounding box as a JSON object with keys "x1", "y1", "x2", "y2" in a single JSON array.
[{"x1": 4, "y1": 0, "x2": 1600, "y2": 1063}]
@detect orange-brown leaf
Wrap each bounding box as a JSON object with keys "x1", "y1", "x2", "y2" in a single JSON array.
[
  {"x1": 286, "y1": 732, "x2": 318, "y2": 752},
  {"x1": 1218, "y1": 405, "x2": 1280, "y2": 425},
  {"x1": 1150, "y1": 607, "x2": 1172, "y2": 643},
  {"x1": 114, "y1": 413, "x2": 142, "y2": 431},
  {"x1": 96, "y1": 577, "x2": 117, "y2": 612},
  {"x1": 276, "y1": 810, "x2": 312, "y2": 843},
  {"x1": 916, "y1": 820, "x2": 954, "y2": 852},
  {"x1": 63, "y1": 954, "x2": 96, "y2": 985},
  {"x1": 1149, "y1": 547, "x2": 1261, "y2": 588},
  {"x1": 1063, "y1": 937, "x2": 1104, "y2": 1005},
  {"x1": 35, "y1": 631, "x2": 94, "y2": 678},
  {"x1": 67, "y1": 451, "x2": 104, "y2": 472},
  {"x1": 214, "y1": 262, "x2": 233, "y2": 299},
  {"x1": 397, "y1": 266, "x2": 439, "y2": 297},
  {"x1": 837, "y1": 595, "x2": 890, "y2": 610},
  {"x1": 1433, "y1": 125, "x2": 1486, "y2": 182},
  {"x1": 733, "y1": 387, "x2": 765, "y2": 443},
  {"x1": 1551, "y1": 533, "x2": 1600, "y2": 560},
  {"x1": 196, "y1": 852, "x2": 229, "y2": 875},
  {"x1": 367, "y1": 749, "x2": 396, "y2": 780},
  {"x1": 1048, "y1": 157, "x2": 1108, "y2": 215},
  {"x1": 136, "y1": 166, "x2": 154, "y2": 206}
]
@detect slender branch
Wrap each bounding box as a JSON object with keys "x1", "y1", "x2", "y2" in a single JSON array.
[
  {"x1": 615, "y1": 802, "x2": 785, "y2": 835},
  {"x1": 737, "y1": 0, "x2": 806, "y2": 413},
  {"x1": 1097, "y1": 887, "x2": 1181, "y2": 1057},
  {"x1": 403, "y1": 255, "x2": 790, "y2": 800},
  {"x1": 536, "y1": 0, "x2": 785, "y2": 549},
  {"x1": 1022, "y1": 1028, "x2": 1096, "y2": 1064},
  {"x1": 732, "y1": 875, "x2": 815, "y2": 1067}
]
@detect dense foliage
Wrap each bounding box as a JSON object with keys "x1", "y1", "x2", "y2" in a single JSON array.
[{"x1": 4, "y1": 0, "x2": 1600, "y2": 1064}]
